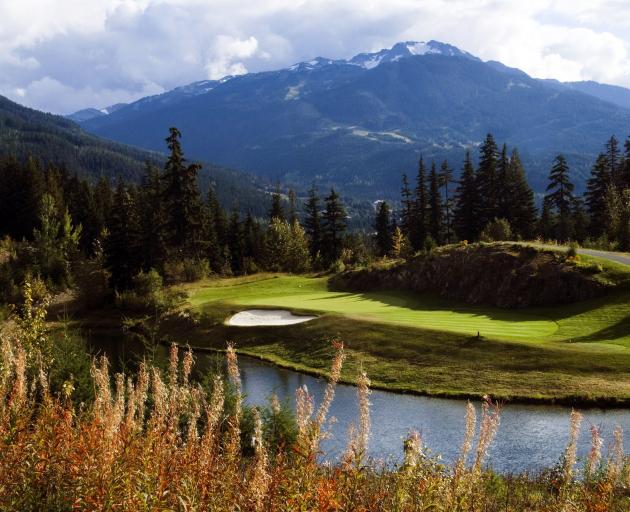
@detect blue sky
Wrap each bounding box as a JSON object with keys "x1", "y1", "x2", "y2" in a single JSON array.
[{"x1": 1, "y1": 0, "x2": 629, "y2": 114}]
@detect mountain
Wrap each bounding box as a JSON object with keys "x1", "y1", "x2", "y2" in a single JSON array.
[
  {"x1": 67, "y1": 103, "x2": 128, "y2": 123},
  {"x1": 0, "y1": 94, "x2": 271, "y2": 216},
  {"x1": 78, "y1": 40, "x2": 630, "y2": 198},
  {"x1": 542, "y1": 80, "x2": 630, "y2": 110}
]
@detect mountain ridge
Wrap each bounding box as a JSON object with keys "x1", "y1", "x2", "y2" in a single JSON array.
[{"x1": 73, "y1": 40, "x2": 630, "y2": 198}]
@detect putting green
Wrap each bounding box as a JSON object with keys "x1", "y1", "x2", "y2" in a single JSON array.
[{"x1": 189, "y1": 275, "x2": 558, "y2": 340}]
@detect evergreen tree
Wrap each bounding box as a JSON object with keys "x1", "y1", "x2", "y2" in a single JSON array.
[
  {"x1": 476, "y1": 133, "x2": 500, "y2": 227},
  {"x1": 304, "y1": 184, "x2": 322, "y2": 262},
  {"x1": 622, "y1": 136, "x2": 630, "y2": 189},
  {"x1": 161, "y1": 127, "x2": 205, "y2": 257},
  {"x1": 427, "y1": 162, "x2": 442, "y2": 244},
  {"x1": 545, "y1": 154, "x2": 575, "y2": 242},
  {"x1": 438, "y1": 160, "x2": 454, "y2": 244},
  {"x1": 453, "y1": 151, "x2": 479, "y2": 242},
  {"x1": 400, "y1": 174, "x2": 413, "y2": 239},
  {"x1": 243, "y1": 212, "x2": 263, "y2": 270},
  {"x1": 269, "y1": 185, "x2": 285, "y2": 222},
  {"x1": 572, "y1": 197, "x2": 589, "y2": 244},
  {"x1": 93, "y1": 176, "x2": 113, "y2": 239},
  {"x1": 322, "y1": 188, "x2": 347, "y2": 266},
  {"x1": 496, "y1": 144, "x2": 511, "y2": 220},
  {"x1": 411, "y1": 157, "x2": 428, "y2": 250},
  {"x1": 605, "y1": 135, "x2": 622, "y2": 188},
  {"x1": 104, "y1": 182, "x2": 143, "y2": 289},
  {"x1": 585, "y1": 154, "x2": 611, "y2": 238},
  {"x1": 0, "y1": 157, "x2": 44, "y2": 240},
  {"x1": 507, "y1": 149, "x2": 537, "y2": 240},
  {"x1": 33, "y1": 193, "x2": 81, "y2": 286},
  {"x1": 227, "y1": 210, "x2": 244, "y2": 274},
  {"x1": 373, "y1": 201, "x2": 393, "y2": 257},
  {"x1": 140, "y1": 163, "x2": 167, "y2": 270},
  {"x1": 288, "y1": 189, "x2": 298, "y2": 225},
  {"x1": 538, "y1": 197, "x2": 556, "y2": 240},
  {"x1": 206, "y1": 187, "x2": 228, "y2": 272}
]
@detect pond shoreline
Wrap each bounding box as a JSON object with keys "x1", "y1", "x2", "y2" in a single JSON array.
[{"x1": 172, "y1": 341, "x2": 630, "y2": 409}]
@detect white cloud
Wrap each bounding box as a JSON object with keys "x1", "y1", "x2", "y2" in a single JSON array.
[
  {"x1": 205, "y1": 35, "x2": 259, "y2": 79},
  {"x1": 0, "y1": 0, "x2": 629, "y2": 113}
]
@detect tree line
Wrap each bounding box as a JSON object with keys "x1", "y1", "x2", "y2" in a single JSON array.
[
  {"x1": 0, "y1": 128, "x2": 352, "y2": 296},
  {"x1": 2, "y1": 128, "x2": 629, "y2": 300},
  {"x1": 373, "y1": 133, "x2": 630, "y2": 257}
]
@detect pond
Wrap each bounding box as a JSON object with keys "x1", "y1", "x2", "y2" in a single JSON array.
[{"x1": 205, "y1": 354, "x2": 630, "y2": 474}]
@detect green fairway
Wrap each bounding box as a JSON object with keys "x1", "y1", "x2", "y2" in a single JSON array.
[
  {"x1": 189, "y1": 275, "x2": 558, "y2": 340},
  {"x1": 178, "y1": 261, "x2": 630, "y2": 404}
]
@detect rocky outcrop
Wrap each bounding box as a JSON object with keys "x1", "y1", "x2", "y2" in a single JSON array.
[{"x1": 330, "y1": 244, "x2": 608, "y2": 308}]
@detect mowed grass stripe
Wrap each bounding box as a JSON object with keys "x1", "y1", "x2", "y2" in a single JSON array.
[{"x1": 189, "y1": 275, "x2": 558, "y2": 340}]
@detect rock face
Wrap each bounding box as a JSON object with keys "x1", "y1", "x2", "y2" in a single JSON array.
[{"x1": 331, "y1": 244, "x2": 607, "y2": 308}]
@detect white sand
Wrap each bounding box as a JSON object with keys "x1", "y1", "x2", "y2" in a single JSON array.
[{"x1": 227, "y1": 309, "x2": 317, "y2": 326}]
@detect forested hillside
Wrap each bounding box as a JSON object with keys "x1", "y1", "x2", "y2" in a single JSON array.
[{"x1": 0, "y1": 95, "x2": 270, "y2": 215}]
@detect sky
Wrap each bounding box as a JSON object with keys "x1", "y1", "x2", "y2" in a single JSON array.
[{"x1": 1, "y1": 0, "x2": 630, "y2": 114}]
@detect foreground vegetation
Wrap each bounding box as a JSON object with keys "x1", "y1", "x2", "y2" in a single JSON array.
[{"x1": 0, "y1": 317, "x2": 628, "y2": 511}]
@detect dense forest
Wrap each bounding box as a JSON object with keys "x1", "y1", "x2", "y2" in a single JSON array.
[
  {"x1": 373, "y1": 133, "x2": 630, "y2": 257},
  {"x1": 0, "y1": 127, "x2": 355, "y2": 302},
  {"x1": 1, "y1": 126, "x2": 629, "y2": 305}
]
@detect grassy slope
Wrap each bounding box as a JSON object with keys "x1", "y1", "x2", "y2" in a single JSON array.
[{"x1": 178, "y1": 255, "x2": 630, "y2": 404}]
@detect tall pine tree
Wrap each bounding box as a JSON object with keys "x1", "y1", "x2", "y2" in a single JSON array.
[
  {"x1": 104, "y1": 182, "x2": 143, "y2": 289},
  {"x1": 322, "y1": 188, "x2": 347, "y2": 266},
  {"x1": 427, "y1": 162, "x2": 442, "y2": 244},
  {"x1": 304, "y1": 184, "x2": 322, "y2": 262},
  {"x1": 411, "y1": 157, "x2": 428, "y2": 250},
  {"x1": 161, "y1": 127, "x2": 205, "y2": 258},
  {"x1": 585, "y1": 153, "x2": 611, "y2": 238},
  {"x1": 507, "y1": 149, "x2": 537, "y2": 240},
  {"x1": 400, "y1": 174, "x2": 413, "y2": 240},
  {"x1": 439, "y1": 160, "x2": 454, "y2": 244},
  {"x1": 476, "y1": 133, "x2": 500, "y2": 229},
  {"x1": 373, "y1": 201, "x2": 393, "y2": 257},
  {"x1": 453, "y1": 151, "x2": 479, "y2": 242},
  {"x1": 545, "y1": 154, "x2": 575, "y2": 242},
  {"x1": 140, "y1": 163, "x2": 167, "y2": 270}
]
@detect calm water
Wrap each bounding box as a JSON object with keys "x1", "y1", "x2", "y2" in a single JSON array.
[{"x1": 205, "y1": 355, "x2": 630, "y2": 474}]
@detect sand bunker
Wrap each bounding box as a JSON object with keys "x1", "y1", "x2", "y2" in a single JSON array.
[{"x1": 227, "y1": 309, "x2": 317, "y2": 326}]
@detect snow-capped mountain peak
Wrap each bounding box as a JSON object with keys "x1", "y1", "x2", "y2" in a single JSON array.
[{"x1": 288, "y1": 40, "x2": 478, "y2": 73}]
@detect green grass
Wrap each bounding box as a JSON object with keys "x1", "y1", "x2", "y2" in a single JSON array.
[
  {"x1": 177, "y1": 262, "x2": 630, "y2": 405},
  {"x1": 189, "y1": 275, "x2": 557, "y2": 340}
]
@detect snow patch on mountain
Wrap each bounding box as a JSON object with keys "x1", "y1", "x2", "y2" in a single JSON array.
[
  {"x1": 289, "y1": 40, "x2": 478, "y2": 73},
  {"x1": 285, "y1": 82, "x2": 305, "y2": 100}
]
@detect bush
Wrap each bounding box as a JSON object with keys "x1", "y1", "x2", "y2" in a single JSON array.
[
  {"x1": 566, "y1": 242, "x2": 579, "y2": 259},
  {"x1": 423, "y1": 236, "x2": 437, "y2": 253},
  {"x1": 164, "y1": 258, "x2": 210, "y2": 283},
  {"x1": 329, "y1": 259, "x2": 346, "y2": 274},
  {"x1": 183, "y1": 258, "x2": 210, "y2": 282},
  {"x1": 480, "y1": 218, "x2": 512, "y2": 242},
  {"x1": 579, "y1": 262, "x2": 604, "y2": 274},
  {"x1": 115, "y1": 269, "x2": 183, "y2": 313}
]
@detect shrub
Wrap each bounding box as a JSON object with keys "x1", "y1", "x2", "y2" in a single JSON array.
[
  {"x1": 480, "y1": 218, "x2": 512, "y2": 242},
  {"x1": 329, "y1": 259, "x2": 346, "y2": 274},
  {"x1": 566, "y1": 242, "x2": 579, "y2": 259},
  {"x1": 164, "y1": 258, "x2": 210, "y2": 283},
  {"x1": 183, "y1": 258, "x2": 210, "y2": 282},
  {"x1": 579, "y1": 262, "x2": 604, "y2": 274}
]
